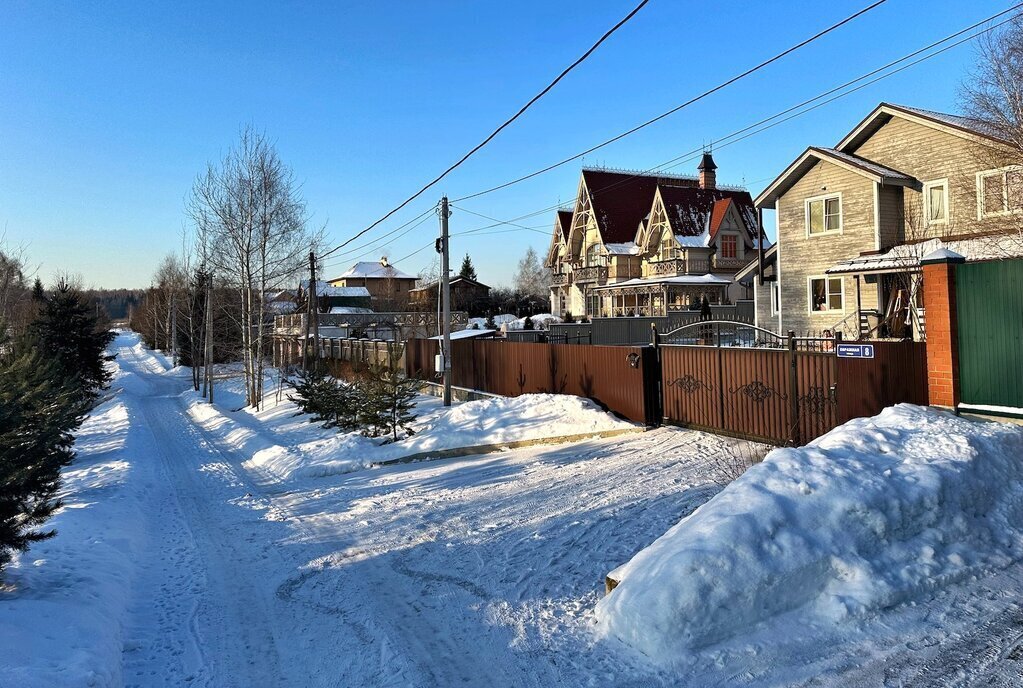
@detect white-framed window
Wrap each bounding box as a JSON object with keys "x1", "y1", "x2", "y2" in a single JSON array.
[
  {"x1": 923, "y1": 179, "x2": 948, "y2": 225},
  {"x1": 770, "y1": 281, "x2": 780, "y2": 315},
  {"x1": 807, "y1": 276, "x2": 844, "y2": 313},
  {"x1": 977, "y1": 166, "x2": 1023, "y2": 218},
  {"x1": 584, "y1": 242, "x2": 603, "y2": 267},
  {"x1": 805, "y1": 194, "x2": 842, "y2": 236}
]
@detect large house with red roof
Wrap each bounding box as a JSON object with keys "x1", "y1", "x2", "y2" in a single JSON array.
[{"x1": 546, "y1": 154, "x2": 768, "y2": 319}]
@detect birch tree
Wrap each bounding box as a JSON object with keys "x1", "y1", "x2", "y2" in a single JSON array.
[{"x1": 188, "y1": 127, "x2": 319, "y2": 409}]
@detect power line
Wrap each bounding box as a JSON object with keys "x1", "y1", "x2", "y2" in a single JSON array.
[
  {"x1": 449, "y1": 205, "x2": 551, "y2": 235},
  {"x1": 446, "y1": 6, "x2": 1022, "y2": 240},
  {"x1": 318, "y1": 0, "x2": 652, "y2": 261},
  {"x1": 452, "y1": 0, "x2": 889, "y2": 202}
]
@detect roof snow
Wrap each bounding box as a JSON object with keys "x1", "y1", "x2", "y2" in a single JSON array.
[
  {"x1": 332, "y1": 261, "x2": 416, "y2": 281},
  {"x1": 300, "y1": 280, "x2": 371, "y2": 297}
]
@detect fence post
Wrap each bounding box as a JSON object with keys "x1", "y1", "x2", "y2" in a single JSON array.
[
  {"x1": 788, "y1": 330, "x2": 799, "y2": 445},
  {"x1": 649, "y1": 323, "x2": 663, "y2": 427}
]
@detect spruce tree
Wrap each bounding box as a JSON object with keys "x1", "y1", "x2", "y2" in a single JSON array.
[
  {"x1": 458, "y1": 254, "x2": 477, "y2": 281},
  {"x1": 31, "y1": 278, "x2": 45, "y2": 302},
  {"x1": 523, "y1": 315, "x2": 534, "y2": 331},
  {"x1": 288, "y1": 369, "x2": 359, "y2": 430},
  {"x1": 29, "y1": 279, "x2": 115, "y2": 401},
  {"x1": 359, "y1": 345, "x2": 418, "y2": 442},
  {"x1": 0, "y1": 333, "x2": 87, "y2": 574},
  {"x1": 484, "y1": 313, "x2": 497, "y2": 330}
]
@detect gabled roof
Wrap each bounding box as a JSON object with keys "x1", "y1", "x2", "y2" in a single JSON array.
[
  {"x1": 755, "y1": 146, "x2": 917, "y2": 209},
  {"x1": 331, "y1": 261, "x2": 416, "y2": 281},
  {"x1": 837, "y1": 102, "x2": 1009, "y2": 153},
  {"x1": 410, "y1": 275, "x2": 491, "y2": 293},
  {"x1": 582, "y1": 168, "x2": 696, "y2": 244},
  {"x1": 555, "y1": 210, "x2": 574, "y2": 241},
  {"x1": 657, "y1": 185, "x2": 761, "y2": 246}
]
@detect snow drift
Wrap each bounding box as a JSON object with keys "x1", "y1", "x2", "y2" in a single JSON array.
[
  {"x1": 189, "y1": 388, "x2": 637, "y2": 483},
  {"x1": 596, "y1": 404, "x2": 1023, "y2": 663}
]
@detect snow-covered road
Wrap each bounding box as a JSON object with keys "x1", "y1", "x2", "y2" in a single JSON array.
[
  {"x1": 104, "y1": 332, "x2": 729, "y2": 686},
  {"x1": 8, "y1": 331, "x2": 1023, "y2": 687}
]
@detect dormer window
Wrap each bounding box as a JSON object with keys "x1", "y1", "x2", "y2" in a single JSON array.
[
  {"x1": 806, "y1": 194, "x2": 842, "y2": 236},
  {"x1": 659, "y1": 230, "x2": 679, "y2": 260},
  {"x1": 585, "y1": 243, "x2": 603, "y2": 267},
  {"x1": 720, "y1": 234, "x2": 737, "y2": 259}
]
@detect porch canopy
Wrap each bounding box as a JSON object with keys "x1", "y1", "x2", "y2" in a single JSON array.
[
  {"x1": 592, "y1": 273, "x2": 731, "y2": 317},
  {"x1": 826, "y1": 235, "x2": 1023, "y2": 276}
]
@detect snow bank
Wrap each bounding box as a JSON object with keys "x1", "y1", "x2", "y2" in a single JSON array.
[
  {"x1": 0, "y1": 395, "x2": 145, "y2": 687},
  {"x1": 505, "y1": 313, "x2": 561, "y2": 330},
  {"x1": 596, "y1": 404, "x2": 1023, "y2": 663},
  {"x1": 196, "y1": 390, "x2": 636, "y2": 482}
]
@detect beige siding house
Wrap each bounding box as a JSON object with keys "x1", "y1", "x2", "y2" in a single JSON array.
[{"x1": 752, "y1": 102, "x2": 1023, "y2": 338}]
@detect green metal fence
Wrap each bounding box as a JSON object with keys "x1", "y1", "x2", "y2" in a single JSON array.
[{"x1": 956, "y1": 259, "x2": 1023, "y2": 412}]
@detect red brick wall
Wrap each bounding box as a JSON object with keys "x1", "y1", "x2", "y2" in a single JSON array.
[{"x1": 922, "y1": 261, "x2": 960, "y2": 408}]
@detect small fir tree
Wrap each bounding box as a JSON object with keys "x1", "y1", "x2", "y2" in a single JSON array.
[
  {"x1": 288, "y1": 369, "x2": 359, "y2": 430},
  {"x1": 29, "y1": 278, "x2": 115, "y2": 401},
  {"x1": 359, "y1": 344, "x2": 418, "y2": 443},
  {"x1": 31, "y1": 277, "x2": 45, "y2": 302},
  {"x1": 458, "y1": 254, "x2": 478, "y2": 281},
  {"x1": 523, "y1": 315, "x2": 534, "y2": 331},
  {"x1": 0, "y1": 332, "x2": 88, "y2": 574},
  {"x1": 562, "y1": 311, "x2": 574, "y2": 324},
  {"x1": 484, "y1": 313, "x2": 497, "y2": 330}
]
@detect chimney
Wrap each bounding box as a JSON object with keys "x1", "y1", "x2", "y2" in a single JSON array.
[
  {"x1": 380, "y1": 256, "x2": 389, "y2": 267},
  {"x1": 698, "y1": 152, "x2": 717, "y2": 190}
]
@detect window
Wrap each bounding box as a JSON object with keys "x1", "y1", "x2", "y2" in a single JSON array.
[
  {"x1": 923, "y1": 180, "x2": 948, "y2": 224},
  {"x1": 770, "y1": 281, "x2": 780, "y2": 315},
  {"x1": 659, "y1": 229, "x2": 679, "y2": 260},
  {"x1": 584, "y1": 243, "x2": 603, "y2": 267},
  {"x1": 978, "y1": 167, "x2": 1023, "y2": 217},
  {"x1": 808, "y1": 276, "x2": 844, "y2": 313},
  {"x1": 720, "y1": 234, "x2": 737, "y2": 259},
  {"x1": 806, "y1": 195, "x2": 842, "y2": 236}
]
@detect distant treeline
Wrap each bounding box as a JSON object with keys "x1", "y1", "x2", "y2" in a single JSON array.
[{"x1": 83, "y1": 289, "x2": 146, "y2": 320}]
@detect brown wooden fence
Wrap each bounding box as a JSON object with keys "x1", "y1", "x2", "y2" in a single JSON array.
[
  {"x1": 406, "y1": 338, "x2": 659, "y2": 425},
  {"x1": 660, "y1": 340, "x2": 926, "y2": 444},
  {"x1": 407, "y1": 337, "x2": 928, "y2": 445}
]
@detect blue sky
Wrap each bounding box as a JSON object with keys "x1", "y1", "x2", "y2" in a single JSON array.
[{"x1": 0, "y1": 0, "x2": 1010, "y2": 288}]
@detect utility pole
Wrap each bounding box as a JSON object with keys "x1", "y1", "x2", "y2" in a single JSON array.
[
  {"x1": 438, "y1": 197, "x2": 452, "y2": 406},
  {"x1": 205, "y1": 273, "x2": 214, "y2": 404},
  {"x1": 310, "y1": 251, "x2": 320, "y2": 371},
  {"x1": 302, "y1": 251, "x2": 316, "y2": 373}
]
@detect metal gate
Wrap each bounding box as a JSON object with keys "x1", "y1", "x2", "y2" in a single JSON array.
[{"x1": 956, "y1": 259, "x2": 1023, "y2": 413}]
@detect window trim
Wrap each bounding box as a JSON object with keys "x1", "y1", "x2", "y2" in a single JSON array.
[
  {"x1": 804, "y1": 192, "x2": 843, "y2": 238},
  {"x1": 976, "y1": 165, "x2": 1023, "y2": 219},
  {"x1": 923, "y1": 178, "x2": 949, "y2": 226},
  {"x1": 719, "y1": 233, "x2": 738, "y2": 259},
  {"x1": 806, "y1": 275, "x2": 845, "y2": 314}
]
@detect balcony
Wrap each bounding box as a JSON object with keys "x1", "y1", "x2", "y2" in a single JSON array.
[
  {"x1": 574, "y1": 265, "x2": 608, "y2": 284},
  {"x1": 712, "y1": 255, "x2": 749, "y2": 271},
  {"x1": 648, "y1": 257, "x2": 711, "y2": 276},
  {"x1": 551, "y1": 272, "x2": 570, "y2": 286}
]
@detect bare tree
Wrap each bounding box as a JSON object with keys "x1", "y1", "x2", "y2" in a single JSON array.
[
  {"x1": 188, "y1": 127, "x2": 321, "y2": 409},
  {"x1": 961, "y1": 17, "x2": 1023, "y2": 251},
  {"x1": 513, "y1": 246, "x2": 551, "y2": 301}
]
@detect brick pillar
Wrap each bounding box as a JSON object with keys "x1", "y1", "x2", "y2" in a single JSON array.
[{"x1": 920, "y1": 249, "x2": 965, "y2": 409}]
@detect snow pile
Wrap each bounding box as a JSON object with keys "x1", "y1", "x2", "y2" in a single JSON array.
[
  {"x1": 197, "y1": 391, "x2": 636, "y2": 482},
  {"x1": 505, "y1": 313, "x2": 562, "y2": 330},
  {"x1": 596, "y1": 405, "x2": 1023, "y2": 663},
  {"x1": 468, "y1": 313, "x2": 517, "y2": 329}
]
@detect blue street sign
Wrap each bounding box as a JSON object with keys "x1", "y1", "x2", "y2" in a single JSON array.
[{"x1": 836, "y1": 343, "x2": 875, "y2": 359}]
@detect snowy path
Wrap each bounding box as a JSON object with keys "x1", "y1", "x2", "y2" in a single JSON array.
[{"x1": 105, "y1": 333, "x2": 727, "y2": 686}]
